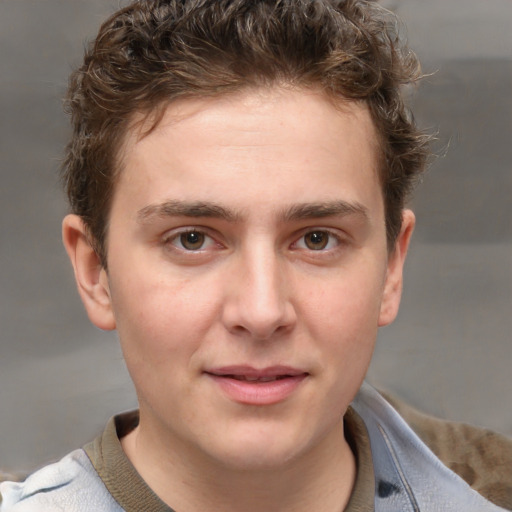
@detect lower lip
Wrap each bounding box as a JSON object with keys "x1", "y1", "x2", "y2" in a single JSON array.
[{"x1": 207, "y1": 374, "x2": 307, "y2": 405}]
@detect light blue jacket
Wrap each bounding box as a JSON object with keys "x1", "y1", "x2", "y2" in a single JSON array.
[{"x1": 1, "y1": 383, "x2": 508, "y2": 511}]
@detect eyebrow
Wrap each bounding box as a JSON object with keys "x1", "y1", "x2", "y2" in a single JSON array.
[
  {"x1": 137, "y1": 200, "x2": 240, "y2": 223},
  {"x1": 281, "y1": 201, "x2": 369, "y2": 222},
  {"x1": 137, "y1": 199, "x2": 368, "y2": 224}
]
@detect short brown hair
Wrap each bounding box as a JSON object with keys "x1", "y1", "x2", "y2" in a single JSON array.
[{"x1": 63, "y1": 0, "x2": 429, "y2": 265}]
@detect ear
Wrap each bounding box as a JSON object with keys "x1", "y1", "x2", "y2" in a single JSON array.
[
  {"x1": 62, "y1": 214, "x2": 116, "y2": 331},
  {"x1": 378, "y1": 209, "x2": 415, "y2": 327}
]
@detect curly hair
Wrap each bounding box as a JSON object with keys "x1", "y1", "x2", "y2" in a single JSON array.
[{"x1": 63, "y1": 0, "x2": 429, "y2": 264}]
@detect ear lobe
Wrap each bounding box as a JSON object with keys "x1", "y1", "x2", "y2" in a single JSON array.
[
  {"x1": 378, "y1": 209, "x2": 415, "y2": 327},
  {"x1": 62, "y1": 214, "x2": 116, "y2": 331}
]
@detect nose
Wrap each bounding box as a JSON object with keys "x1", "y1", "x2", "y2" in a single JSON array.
[{"x1": 221, "y1": 246, "x2": 297, "y2": 340}]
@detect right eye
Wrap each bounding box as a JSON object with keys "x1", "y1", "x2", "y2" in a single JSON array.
[
  {"x1": 166, "y1": 229, "x2": 215, "y2": 251},
  {"x1": 179, "y1": 231, "x2": 206, "y2": 250}
]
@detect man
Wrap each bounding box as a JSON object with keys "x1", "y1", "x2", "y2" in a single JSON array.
[{"x1": 1, "y1": 0, "x2": 511, "y2": 510}]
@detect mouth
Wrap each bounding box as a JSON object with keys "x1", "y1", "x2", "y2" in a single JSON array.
[
  {"x1": 204, "y1": 366, "x2": 309, "y2": 405},
  {"x1": 205, "y1": 365, "x2": 308, "y2": 380}
]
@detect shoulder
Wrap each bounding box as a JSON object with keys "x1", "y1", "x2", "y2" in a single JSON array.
[
  {"x1": 0, "y1": 449, "x2": 123, "y2": 512},
  {"x1": 382, "y1": 391, "x2": 512, "y2": 510},
  {"x1": 351, "y1": 382, "x2": 512, "y2": 511}
]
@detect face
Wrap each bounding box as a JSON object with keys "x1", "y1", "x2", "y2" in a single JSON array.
[{"x1": 64, "y1": 87, "x2": 413, "y2": 471}]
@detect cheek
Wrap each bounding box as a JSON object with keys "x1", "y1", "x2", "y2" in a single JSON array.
[
  {"x1": 301, "y1": 263, "x2": 386, "y2": 340},
  {"x1": 111, "y1": 286, "x2": 207, "y2": 413},
  {"x1": 107, "y1": 267, "x2": 219, "y2": 375},
  {"x1": 298, "y1": 262, "x2": 385, "y2": 389}
]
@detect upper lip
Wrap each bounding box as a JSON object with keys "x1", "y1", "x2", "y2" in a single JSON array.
[{"x1": 205, "y1": 365, "x2": 308, "y2": 378}]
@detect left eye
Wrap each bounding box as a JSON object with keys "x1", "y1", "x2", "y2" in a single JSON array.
[{"x1": 295, "y1": 230, "x2": 339, "y2": 251}]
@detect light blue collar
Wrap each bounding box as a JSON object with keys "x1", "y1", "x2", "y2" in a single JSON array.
[{"x1": 352, "y1": 382, "x2": 508, "y2": 511}]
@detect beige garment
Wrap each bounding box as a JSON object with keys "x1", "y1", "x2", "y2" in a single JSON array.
[{"x1": 3, "y1": 392, "x2": 511, "y2": 511}]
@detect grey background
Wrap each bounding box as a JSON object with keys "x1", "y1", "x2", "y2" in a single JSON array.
[{"x1": 1, "y1": 0, "x2": 511, "y2": 472}]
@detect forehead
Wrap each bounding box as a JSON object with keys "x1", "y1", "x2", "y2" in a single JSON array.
[
  {"x1": 114, "y1": 87, "x2": 383, "y2": 220},
  {"x1": 130, "y1": 87, "x2": 378, "y2": 151}
]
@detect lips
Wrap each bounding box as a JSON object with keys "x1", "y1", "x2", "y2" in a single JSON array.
[{"x1": 205, "y1": 366, "x2": 308, "y2": 405}]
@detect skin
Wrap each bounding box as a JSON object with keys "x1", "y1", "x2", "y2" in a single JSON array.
[{"x1": 63, "y1": 87, "x2": 414, "y2": 512}]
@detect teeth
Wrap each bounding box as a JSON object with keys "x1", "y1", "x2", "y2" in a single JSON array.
[{"x1": 231, "y1": 375, "x2": 280, "y2": 382}]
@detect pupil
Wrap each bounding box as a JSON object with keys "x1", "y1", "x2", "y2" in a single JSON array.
[
  {"x1": 310, "y1": 232, "x2": 323, "y2": 244},
  {"x1": 306, "y1": 231, "x2": 328, "y2": 250},
  {"x1": 181, "y1": 231, "x2": 204, "y2": 250}
]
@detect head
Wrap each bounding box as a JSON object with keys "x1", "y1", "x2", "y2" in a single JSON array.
[
  {"x1": 63, "y1": 0, "x2": 429, "y2": 267},
  {"x1": 61, "y1": 0, "x2": 428, "y2": 480}
]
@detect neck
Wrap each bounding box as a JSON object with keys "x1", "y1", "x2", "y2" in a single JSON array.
[{"x1": 122, "y1": 416, "x2": 356, "y2": 512}]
